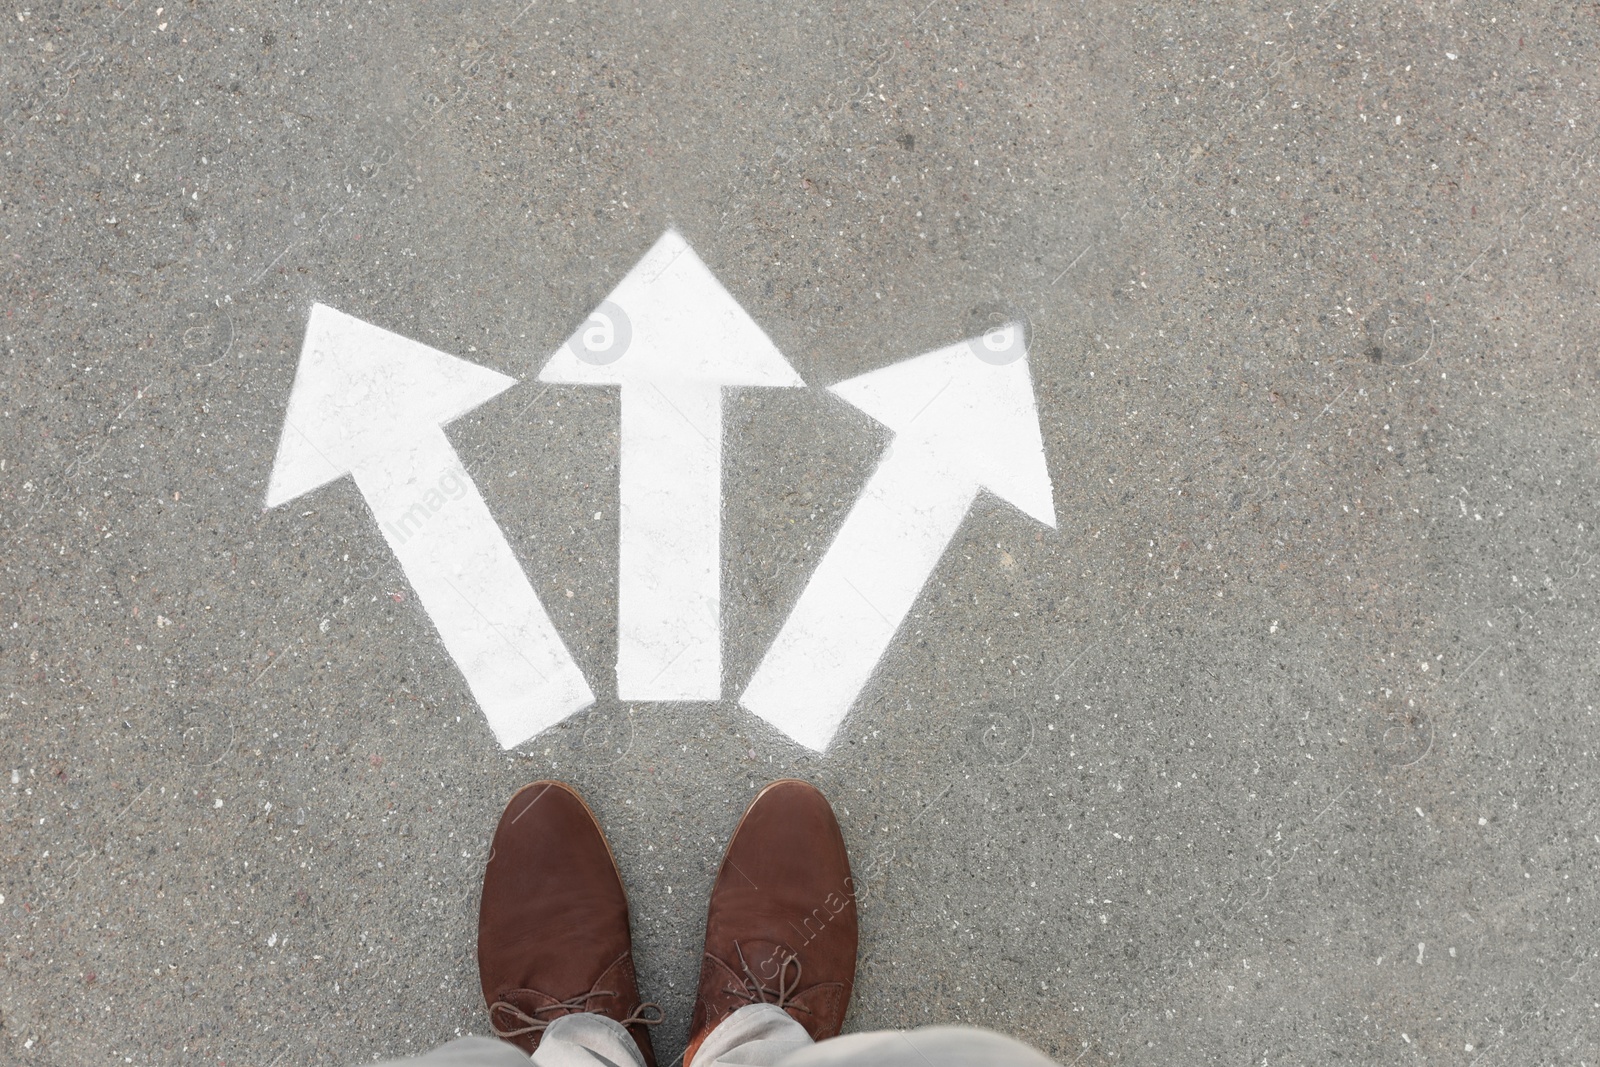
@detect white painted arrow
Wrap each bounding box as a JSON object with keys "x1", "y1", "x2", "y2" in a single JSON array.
[
  {"x1": 539, "y1": 230, "x2": 803, "y2": 701},
  {"x1": 739, "y1": 330, "x2": 1056, "y2": 751},
  {"x1": 266, "y1": 303, "x2": 594, "y2": 747}
]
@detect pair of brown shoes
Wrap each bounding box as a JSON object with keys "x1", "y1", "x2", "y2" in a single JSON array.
[{"x1": 477, "y1": 780, "x2": 859, "y2": 1066}]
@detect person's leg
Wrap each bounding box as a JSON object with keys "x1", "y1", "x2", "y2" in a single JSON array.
[
  {"x1": 528, "y1": 1012, "x2": 652, "y2": 1067},
  {"x1": 678, "y1": 780, "x2": 1055, "y2": 1067},
  {"x1": 362, "y1": 779, "x2": 663, "y2": 1067},
  {"x1": 476, "y1": 782, "x2": 663, "y2": 1064},
  {"x1": 687, "y1": 1003, "x2": 813, "y2": 1066},
  {"x1": 363, "y1": 1012, "x2": 654, "y2": 1067},
  {"x1": 682, "y1": 780, "x2": 858, "y2": 1067},
  {"x1": 773, "y1": 1026, "x2": 1060, "y2": 1067},
  {"x1": 684, "y1": 1008, "x2": 1059, "y2": 1067}
]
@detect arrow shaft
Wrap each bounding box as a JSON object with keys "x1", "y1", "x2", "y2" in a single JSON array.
[
  {"x1": 617, "y1": 381, "x2": 722, "y2": 699},
  {"x1": 352, "y1": 433, "x2": 592, "y2": 746},
  {"x1": 740, "y1": 445, "x2": 978, "y2": 749}
]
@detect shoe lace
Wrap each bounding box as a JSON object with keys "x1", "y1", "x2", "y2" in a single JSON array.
[
  {"x1": 490, "y1": 986, "x2": 664, "y2": 1039},
  {"x1": 723, "y1": 942, "x2": 811, "y2": 1016}
]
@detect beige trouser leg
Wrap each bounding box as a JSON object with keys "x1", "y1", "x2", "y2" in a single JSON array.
[
  {"x1": 369, "y1": 1005, "x2": 1060, "y2": 1067},
  {"x1": 368, "y1": 1013, "x2": 646, "y2": 1067},
  {"x1": 689, "y1": 1004, "x2": 1061, "y2": 1067}
]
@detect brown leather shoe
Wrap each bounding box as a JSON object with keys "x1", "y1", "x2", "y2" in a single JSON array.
[
  {"x1": 477, "y1": 781, "x2": 662, "y2": 1063},
  {"x1": 684, "y1": 779, "x2": 858, "y2": 1066}
]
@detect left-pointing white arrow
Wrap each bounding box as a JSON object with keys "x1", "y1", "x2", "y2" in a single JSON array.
[
  {"x1": 266, "y1": 303, "x2": 594, "y2": 747},
  {"x1": 539, "y1": 230, "x2": 803, "y2": 701}
]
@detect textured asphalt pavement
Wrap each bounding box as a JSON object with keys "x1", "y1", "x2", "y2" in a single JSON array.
[{"x1": 5, "y1": 2, "x2": 1600, "y2": 1064}]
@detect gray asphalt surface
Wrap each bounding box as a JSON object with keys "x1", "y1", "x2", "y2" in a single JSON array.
[{"x1": 5, "y1": 2, "x2": 1600, "y2": 1064}]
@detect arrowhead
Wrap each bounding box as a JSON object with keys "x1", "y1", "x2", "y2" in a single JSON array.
[
  {"x1": 830, "y1": 329, "x2": 1056, "y2": 527},
  {"x1": 538, "y1": 229, "x2": 804, "y2": 388},
  {"x1": 265, "y1": 303, "x2": 515, "y2": 508}
]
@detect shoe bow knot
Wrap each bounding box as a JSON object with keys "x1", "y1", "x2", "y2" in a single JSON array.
[{"x1": 490, "y1": 986, "x2": 664, "y2": 1039}]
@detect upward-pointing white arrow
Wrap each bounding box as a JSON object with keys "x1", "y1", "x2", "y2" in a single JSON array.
[
  {"x1": 266, "y1": 303, "x2": 594, "y2": 747},
  {"x1": 539, "y1": 230, "x2": 803, "y2": 701},
  {"x1": 740, "y1": 329, "x2": 1056, "y2": 751}
]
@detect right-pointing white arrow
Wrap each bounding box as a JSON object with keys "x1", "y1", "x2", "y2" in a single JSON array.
[{"x1": 739, "y1": 329, "x2": 1056, "y2": 751}]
